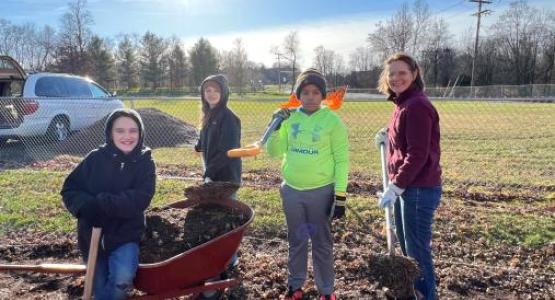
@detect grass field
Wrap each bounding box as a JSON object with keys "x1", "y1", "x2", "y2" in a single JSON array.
[
  {"x1": 126, "y1": 98, "x2": 555, "y2": 187},
  {"x1": 1, "y1": 97, "x2": 554, "y2": 298},
  {"x1": 1, "y1": 97, "x2": 553, "y2": 242}
]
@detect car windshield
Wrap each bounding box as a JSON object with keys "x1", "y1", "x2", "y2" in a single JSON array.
[{"x1": 89, "y1": 82, "x2": 110, "y2": 97}]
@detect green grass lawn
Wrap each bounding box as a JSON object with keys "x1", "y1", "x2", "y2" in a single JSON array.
[
  {"x1": 127, "y1": 98, "x2": 555, "y2": 188},
  {"x1": 1, "y1": 97, "x2": 554, "y2": 248}
]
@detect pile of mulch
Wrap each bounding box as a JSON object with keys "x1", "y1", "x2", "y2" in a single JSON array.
[
  {"x1": 57, "y1": 108, "x2": 198, "y2": 155},
  {"x1": 140, "y1": 203, "x2": 250, "y2": 263},
  {"x1": 184, "y1": 181, "x2": 240, "y2": 202},
  {"x1": 367, "y1": 254, "x2": 420, "y2": 298}
]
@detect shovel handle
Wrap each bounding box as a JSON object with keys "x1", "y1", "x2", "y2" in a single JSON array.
[
  {"x1": 259, "y1": 116, "x2": 284, "y2": 145},
  {"x1": 0, "y1": 263, "x2": 86, "y2": 274},
  {"x1": 83, "y1": 227, "x2": 102, "y2": 300},
  {"x1": 227, "y1": 115, "x2": 284, "y2": 158},
  {"x1": 227, "y1": 144, "x2": 262, "y2": 158},
  {"x1": 379, "y1": 143, "x2": 395, "y2": 256}
]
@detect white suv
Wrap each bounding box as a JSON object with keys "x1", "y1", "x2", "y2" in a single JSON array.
[{"x1": 0, "y1": 56, "x2": 124, "y2": 143}]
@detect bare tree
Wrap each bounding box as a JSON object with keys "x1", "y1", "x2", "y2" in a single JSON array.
[
  {"x1": 411, "y1": 0, "x2": 431, "y2": 54},
  {"x1": 222, "y1": 38, "x2": 248, "y2": 94},
  {"x1": 0, "y1": 19, "x2": 15, "y2": 55},
  {"x1": 368, "y1": 2, "x2": 413, "y2": 60},
  {"x1": 313, "y1": 45, "x2": 335, "y2": 77},
  {"x1": 283, "y1": 31, "x2": 300, "y2": 93},
  {"x1": 349, "y1": 47, "x2": 373, "y2": 72},
  {"x1": 491, "y1": 0, "x2": 543, "y2": 84},
  {"x1": 56, "y1": 0, "x2": 94, "y2": 74},
  {"x1": 420, "y1": 18, "x2": 452, "y2": 86},
  {"x1": 35, "y1": 25, "x2": 57, "y2": 71},
  {"x1": 538, "y1": 11, "x2": 555, "y2": 83}
]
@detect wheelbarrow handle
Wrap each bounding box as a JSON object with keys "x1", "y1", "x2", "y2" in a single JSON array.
[{"x1": 379, "y1": 143, "x2": 395, "y2": 256}]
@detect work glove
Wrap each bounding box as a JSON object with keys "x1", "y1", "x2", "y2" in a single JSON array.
[
  {"x1": 78, "y1": 199, "x2": 104, "y2": 228},
  {"x1": 271, "y1": 108, "x2": 291, "y2": 131},
  {"x1": 329, "y1": 192, "x2": 346, "y2": 220},
  {"x1": 377, "y1": 183, "x2": 405, "y2": 208},
  {"x1": 374, "y1": 127, "x2": 388, "y2": 148},
  {"x1": 204, "y1": 177, "x2": 213, "y2": 184}
]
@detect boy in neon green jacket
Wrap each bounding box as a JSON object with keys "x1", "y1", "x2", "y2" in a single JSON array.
[{"x1": 266, "y1": 69, "x2": 349, "y2": 300}]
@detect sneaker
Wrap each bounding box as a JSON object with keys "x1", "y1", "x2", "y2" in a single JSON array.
[
  {"x1": 283, "y1": 286, "x2": 303, "y2": 300},
  {"x1": 320, "y1": 293, "x2": 337, "y2": 300}
]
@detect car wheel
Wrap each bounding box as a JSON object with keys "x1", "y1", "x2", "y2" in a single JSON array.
[{"x1": 47, "y1": 116, "x2": 70, "y2": 143}]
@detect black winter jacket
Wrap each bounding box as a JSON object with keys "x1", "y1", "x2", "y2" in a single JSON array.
[
  {"x1": 61, "y1": 110, "x2": 156, "y2": 256},
  {"x1": 196, "y1": 108, "x2": 242, "y2": 183},
  {"x1": 195, "y1": 74, "x2": 242, "y2": 183}
]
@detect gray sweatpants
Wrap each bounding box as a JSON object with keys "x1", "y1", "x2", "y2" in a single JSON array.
[{"x1": 280, "y1": 183, "x2": 335, "y2": 295}]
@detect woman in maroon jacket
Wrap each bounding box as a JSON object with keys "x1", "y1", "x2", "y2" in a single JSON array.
[{"x1": 375, "y1": 53, "x2": 442, "y2": 300}]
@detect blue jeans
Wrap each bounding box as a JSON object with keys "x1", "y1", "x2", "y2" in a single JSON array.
[
  {"x1": 92, "y1": 242, "x2": 139, "y2": 300},
  {"x1": 394, "y1": 186, "x2": 442, "y2": 300}
]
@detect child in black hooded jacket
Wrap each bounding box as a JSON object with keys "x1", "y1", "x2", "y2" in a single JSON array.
[
  {"x1": 195, "y1": 74, "x2": 241, "y2": 184},
  {"x1": 193, "y1": 74, "x2": 241, "y2": 300},
  {"x1": 61, "y1": 108, "x2": 155, "y2": 300}
]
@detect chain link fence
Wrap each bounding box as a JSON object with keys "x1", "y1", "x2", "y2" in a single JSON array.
[
  {"x1": 348, "y1": 84, "x2": 555, "y2": 100},
  {"x1": 1, "y1": 96, "x2": 554, "y2": 201}
]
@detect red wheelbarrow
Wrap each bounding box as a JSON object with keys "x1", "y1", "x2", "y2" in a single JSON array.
[{"x1": 0, "y1": 198, "x2": 255, "y2": 299}]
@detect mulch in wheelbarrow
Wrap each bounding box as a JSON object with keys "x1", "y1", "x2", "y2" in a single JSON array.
[{"x1": 140, "y1": 182, "x2": 247, "y2": 264}]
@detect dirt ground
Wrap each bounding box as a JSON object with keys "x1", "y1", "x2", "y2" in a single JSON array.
[
  {"x1": 0, "y1": 184, "x2": 555, "y2": 299},
  {"x1": 0, "y1": 216, "x2": 553, "y2": 299},
  {"x1": 0, "y1": 164, "x2": 554, "y2": 299}
]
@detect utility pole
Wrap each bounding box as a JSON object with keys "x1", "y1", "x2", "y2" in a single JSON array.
[
  {"x1": 276, "y1": 53, "x2": 282, "y2": 94},
  {"x1": 469, "y1": 0, "x2": 492, "y2": 96},
  {"x1": 273, "y1": 50, "x2": 292, "y2": 95}
]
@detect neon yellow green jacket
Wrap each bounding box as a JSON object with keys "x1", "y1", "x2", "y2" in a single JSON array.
[{"x1": 266, "y1": 106, "x2": 349, "y2": 193}]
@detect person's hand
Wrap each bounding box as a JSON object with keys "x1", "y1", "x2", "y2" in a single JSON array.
[
  {"x1": 330, "y1": 193, "x2": 346, "y2": 220},
  {"x1": 204, "y1": 177, "x2": 213, "y2": 184},
  {"x1": 272, "y1": 108, "x2": 291, "y2": 121},
  {"x1": 78, "y1": 200, "x2": 104, "y2": 227},
  {"x1": 271, "y1": 108, "x2": 291, "y2": 131},
  {"x1": 374, "y1": 127, "x2": 388, "y2": 148},
  {"x1": 377, "y1": 183, "x2": 404, "y2": 208}
]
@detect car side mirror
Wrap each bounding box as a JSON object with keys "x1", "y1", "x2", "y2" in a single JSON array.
[{"x1": 111, "y1": 91, "x2": 117, "y2": 97}]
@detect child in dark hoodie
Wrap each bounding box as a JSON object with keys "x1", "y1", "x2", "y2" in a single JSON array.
[
  {"x1": 194, "y1": 74, "x2": 241, "y2": 300},
  {"x1": 61, "y1": 108, "x2": 156, "y2": 300},
  {"x1": 195, "y1": 74, "x2": 241, "y2": 184}
]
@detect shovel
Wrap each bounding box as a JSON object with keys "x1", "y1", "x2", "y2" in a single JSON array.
[
  {"x1": 227, "y1": 114, "x2": 285, "y2": 158},
  {"x1": 379, "y1": 142, "x2": 395, "y2": 256},
  {"x1": 0, "y1": 227, "x2": 102, "y2": 300},
  {"x1": 228, "y1": 86, "x2": 348, "y2": 158}
]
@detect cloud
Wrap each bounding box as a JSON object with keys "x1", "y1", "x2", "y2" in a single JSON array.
[{"x1": 181, "y1": 12, "x2": 387, "y2": 69}]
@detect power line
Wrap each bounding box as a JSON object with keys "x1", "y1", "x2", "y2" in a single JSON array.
[{"x1": 434, "y1": 0, "x2": 467, "y2": 16}]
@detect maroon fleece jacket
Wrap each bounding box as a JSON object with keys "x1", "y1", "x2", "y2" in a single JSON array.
[{"x1": 387, "y1": 87, "x2": 442, "y2": 188}]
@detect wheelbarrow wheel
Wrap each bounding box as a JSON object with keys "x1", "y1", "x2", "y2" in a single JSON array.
[{"x1": 194, "y1": 290, "x2": 223, "y2": 300}]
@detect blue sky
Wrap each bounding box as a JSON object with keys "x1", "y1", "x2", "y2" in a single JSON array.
[{"x1": 2, "y1": 0, "x2": 553, "y2": 68}]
